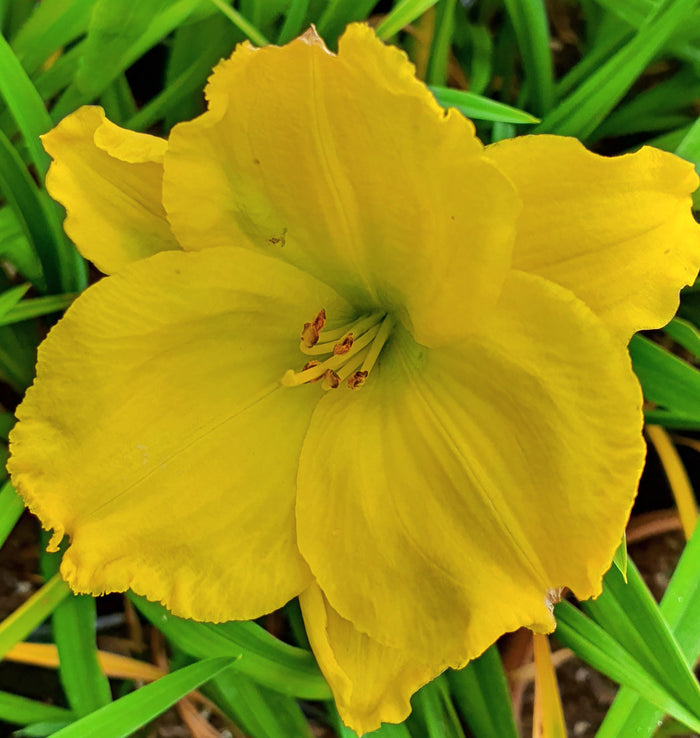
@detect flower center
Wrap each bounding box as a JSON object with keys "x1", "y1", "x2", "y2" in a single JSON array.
[{"x1": 282, "y1": 309, "x2": 394, "y2": 390}]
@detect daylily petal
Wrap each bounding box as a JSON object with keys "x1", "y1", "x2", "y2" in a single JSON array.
[
  {"x1": 42, "y1": 106, "x2": 180, "y2": 274},
  {"x1": 163, "y1": 23, "x2": 519, "y2": 346},
  {"x1": 300, "y1": 582, "x2": 439, "y2": 735},
  {"x1": 486, "y1": 135, "x2": 700, "y2": 342},
  {"x1": 297, "y1": 270, "x2": 644, "y2": 666},
  {"x1": 9, "y1": 247, "x2": 353, "y2": 621}
]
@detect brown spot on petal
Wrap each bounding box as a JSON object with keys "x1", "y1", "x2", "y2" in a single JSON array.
[{"x1": 268, "y1": 228, "x2": 287, "y2": 247}]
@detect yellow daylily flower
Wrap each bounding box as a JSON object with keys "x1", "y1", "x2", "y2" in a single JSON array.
[{"x1": 8, "y1": 24, "x2": 700, "y2": 735}]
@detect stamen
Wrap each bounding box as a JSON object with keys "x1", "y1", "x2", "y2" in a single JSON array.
[
  {"x1": 321, "y1": 369, "x2": 340, "y2": 390},
  {"x1": 333, "y1": 346, "x2": 370, "y2": 385},
  {"x1": 284, "y1": 310, "x2": 393, "y2": 390},
  {"x1": 301, "y1": 360, "x2": 324, "y2": 383},
  {"x1": 347, "y1": 370, "x2": 368, "y2": 389},
  {"x1": 300, "y1": 309, "x2": 326, "y2": 348},
  {"x1": 333, "y1": 334, "x2": 354, "y2": 355},
  {"x1": 300, "y1": 311, "x2": 384, "y2": 354},
  {"x1": 361, "y1": 315, "x2": 394, "y2": 375}
]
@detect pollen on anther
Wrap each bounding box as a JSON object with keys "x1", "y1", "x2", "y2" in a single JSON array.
[
  {"x1": 333, "y1": 333, "x2": 354, "y2": 355},
  {"x1": 302, "y1": 360, "x2": 325, "y2": 382},
  {"x1": 301, "y1": 309, "x2": 326, "y2": 348},
  {"x1": 322, "y1": 369, "x2": 341, "y2": 390},
  {"x1": 348, "y1": 370, "x2": 368, "y2": 389}
]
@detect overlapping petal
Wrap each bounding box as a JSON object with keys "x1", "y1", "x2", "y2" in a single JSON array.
[
  {"x1": 42, "y1": 106, "x2": 180, "y2": 274},
  {"x1": 9, "y1": 247, "x2": 354, "y2": 621},
  {"x1": 486, "y1": 135, "x2": 700, "y2": 342},
  {"x1": 300, "y1": 582, "x2": 439, "y2": 735},
  {"x1": 296, "y1": 271, "x2": 645, "y2": 666},
  {"x1": 163, "y1": 24, "x2": 519, "y2": 346}
]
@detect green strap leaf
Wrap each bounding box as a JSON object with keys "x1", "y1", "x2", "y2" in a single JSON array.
[
  {"x1": 425, "y1": 0, "x2": 457, "y2": 86},
  {"x1": 0, "y1": 690, "x2": 74, "y2": 727},
  {"x1": 277, "y1": 0, "x2": 311, "y2": 44},
  {"x1": 376, "y1": 0, "x2": 440, "y2": 41},
  {"x1": 53, "y1": 596, "x2": 112, "y2": 716},
  {"x1": 630, "y1": 334, "x2": 700, "y2": 424},
  {"x1": 0, "y1": 31, "x2": 52, "y2": 176},
  {"x1": 206, "y1": 0, "x2": 269, "y2": 45},
  {"x1": 431, "y1": 86, "x2": 539, "y2": 123},
  {"x1": 40, "y1": 545, "x2": 112, "y2": 716},
  {"x1": 0, "y1": 207, "x2": 44, "y2": 289},
  {"x1": 0, "y1": 576, "x2": 71, "y2": 660},
  {"x1": 412, "y1": 675, "x2": 466, "y2": 738},
  {"x1": 10, "y1": 0, "x2": 97, "y2": 78},
  {"x1": 612, "y1": 536, "x2": 628, "y2": 580},
  {"x1": 50, "y1": 657, "x2": 236, "y2": 738},
  {"x1": 0, "y1": 284, "x2": 31, "y2": 319},
  {"x1": 597, "y1": 517, "x2": 700, "y2": 736},
  {"x1": 536, "y1": 0, "x2": 698, "y2": 139},
  {"x1": 0, "y1": 122, "x2": 81, "y2": 294},
  {"x1": 130, "y1": 594, "x2": 331, "y2": 700},
  {"x1": 51, "y1": 0, "x2": 213, "y2": 121},
  {"x1": 554, "y1": 601, "x2": 700, "y2": 733},
  {"x1": 447, "y1": 644, "x2": 519, "y2": 738},
  {"x1": 664, "y1": 316, "x2": 700, "y2": 357},
  {"x1": 0, "y1": 293, "x2": 76, "y2": 326},
  {"x1": 0, "y1": 481, "x2": 25, "y2": 549},
  {"x1": 204, "y1": 668, "x2": 314, "y2": 738},
  {"x1": 676, "y1": 114, "x2": 700, "y2": 210},
  {"x1": 317, "y1": 0, "x2": 377, "y2": 46},
  {"x1": 501, "y1": 0, "x2": 554, "y2": 115},
  {"x1": 582, "y1": 561, "x2": 700, "y2": 720}
]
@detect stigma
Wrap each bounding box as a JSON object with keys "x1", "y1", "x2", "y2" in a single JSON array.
[{"x1": 282, "y1": 310, "x2": 393, "y2": 390}]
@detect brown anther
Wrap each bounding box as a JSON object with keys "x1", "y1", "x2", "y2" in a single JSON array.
[
  {"x1": 323, "y1": 369, "x2": 340, "y2": 389},
  {"x1": 347, "y1": 370, "x2": 368, "y2": 389},
  {"x1": 300, "y1": 309, "x2": 326, "y2": 348},
  {"x1": 313, "y1": 309, "x2": 326, "y2": 332},
  {"x1": 333, "y1": 333, "x2": 354, "y2": 355},
  {"x1": 302, "y1": 360, "x2": 325, "y2": 383}
]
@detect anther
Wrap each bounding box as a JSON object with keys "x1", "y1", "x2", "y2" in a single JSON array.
[
  {"x1": 302, "y1": 360, "x2": 325, "y2": 382},
  {"x1": 284, "y1": 311, "x2": 391, "y2": 391},
  {"x1": 322, "y1": 369, "x2": 340, "y2": 390},
  {"x1": 347, "y1": 370, "x2": 368, "y2": 389},
  {"x1": 301, "y1": 309, "x2": 326, "y2": 348},
  {"x1": 333, "y1": 334, "x2": 354, "y2": 355}
]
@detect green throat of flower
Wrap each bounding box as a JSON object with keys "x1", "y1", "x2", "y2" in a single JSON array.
[{"x1": 282, "y1": 309, "x2": 394, "y2": 390}]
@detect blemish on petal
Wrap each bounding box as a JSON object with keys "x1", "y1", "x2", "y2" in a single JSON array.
[
  {"x1": 544, "y1": 587, "x2": 564, "y2": 613},
  {"x1": 268, "y1": 227, "x2": 287, "y2": 247},
  {"x1": 299, "y1": 25, "x2": 332, "y2": 54}
]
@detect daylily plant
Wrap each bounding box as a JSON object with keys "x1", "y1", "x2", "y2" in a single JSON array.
[{"x1": 8, "y1": 24, "x2": 700, "y2": 734}]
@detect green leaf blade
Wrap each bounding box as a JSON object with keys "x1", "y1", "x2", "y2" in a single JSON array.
[{"x1": 50, "y1": 657, "x2": 236, "y2": 738}]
